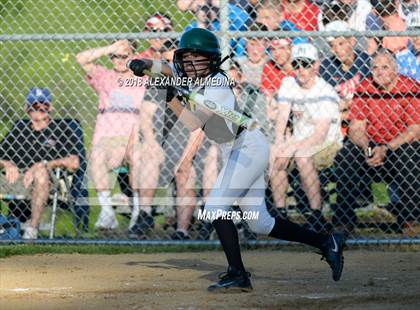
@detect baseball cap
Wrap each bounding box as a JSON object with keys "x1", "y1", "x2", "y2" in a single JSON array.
[
  {"x1": 26, "y1": 87, "x2": 52, "y2": 106},
  {"x1": 406, "y1": 11, "x2": 420, "y2": 29},
  {"x1": 291, "y1": 43, "x2": 319, "y2": 62},
  {"x1": 324, "y1": 20, "x2": 351, "y2": 42}
]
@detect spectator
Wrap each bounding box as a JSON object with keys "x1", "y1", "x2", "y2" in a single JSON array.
[
  {"x1": 367, "y1": 0, "x2": 410, "y2": 54},
  {"x1": 320, "y1": 20, "x2": 371, "y2": 122},
  {"x1": 184, "y1": 3, "x2": 219, "y2": 31},
  {"x1": 263, "y1": 38, "x2": 295, "y2": 206},
  {"x1": 0, "y1": 88, "x2": 80, "y2": 239},
  {"x1": 172, "y1": 129, "x2": 220, "y2": 240},
  {"x1": 396, "y1": 11, "x2": 420, "y2": 80},
  {"x1": 256, "y1": 0, "x2": 308, "y2": 38},
  {"x1": 318, "y1": 0, "x2": 372, "y2": 32},
  {"x1": 138, "y1": 13, "x2": 173, "y2": 59},
  {"x1": 181, "y1": 0, "x2": 250, "y2": 57},
  {"x1": 271, "y1": 43, "x2": 343, "y2": 232},
  {"x1": 281, "y1": 0, "x2": 320, "y2": 31},
  {"x1": 321, "y1": 20, "x2": 374, "y2": 205},
  {"x1": 256, "y1": 0, "x2": 283, "y2": 31},
  {"x1": 261, "y1": 38, "x2": 294, "y2": 100},
  {"x1": 229, "y1": 60, "x2": 271, "y2": 140},
  {"x1": 178, "y1": 0, "x2": 249, "y2": 31},
  {"x1": 334, "y1": 49, "x2": 419, "y2": 233},
  {"x1": 235, "y1": 24, "x2": 269, "y2": 86},
  {"x1": 76, "y1": 40, "x2": 164, "y2": 235}
]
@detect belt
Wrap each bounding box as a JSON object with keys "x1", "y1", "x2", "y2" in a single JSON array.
[{"x1": 99, "y1": 107, "x2": 140, "y2": 114}]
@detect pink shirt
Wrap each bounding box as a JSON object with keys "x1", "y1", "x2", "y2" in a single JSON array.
[{"x1": 86, "y1": 65, "x2": 147, "y2": 145}]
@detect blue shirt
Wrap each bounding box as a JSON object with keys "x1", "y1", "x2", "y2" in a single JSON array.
[
  {"x1": 397, "y1": 44, "x2": 420, "y2": 81},
  {"x1": 320, "y1": 50, "x2": 371, "y2": 87}
]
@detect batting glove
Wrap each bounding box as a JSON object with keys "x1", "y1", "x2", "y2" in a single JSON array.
[{"x1": 128, "y1": 59, "x2": 152, "y2": 77}]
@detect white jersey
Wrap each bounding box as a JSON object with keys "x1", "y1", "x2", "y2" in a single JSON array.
[
  {"x1": 186, "y1": 71, "x2": 243, "y2": 143},
  {"x1": 197, "y1": 72, "x2": 236, "y2": 137},
  {"x1": 276, "y1": 76, "x2": 342, "y2": 144}
]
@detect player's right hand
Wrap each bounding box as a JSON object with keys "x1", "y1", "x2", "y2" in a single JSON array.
[{"x1": 128, "y1": 59, "x2": 152, "y2": 77}]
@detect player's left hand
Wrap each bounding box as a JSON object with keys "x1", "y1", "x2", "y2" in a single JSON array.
[
  {"x1": 128, "y1": 59, "x2": 152, "y2": 77},
  {"x1": 366, "y1": 145, "x2": 387, "y2": 167}
]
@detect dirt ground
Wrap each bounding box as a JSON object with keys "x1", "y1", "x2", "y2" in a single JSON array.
[{"x1": 0, "y1": 250, "x2": 419, "y2": 310}]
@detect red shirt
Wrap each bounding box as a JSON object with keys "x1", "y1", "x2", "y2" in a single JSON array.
[
  {"x1": 261, "y1": 60, "x2": 294, "y2": 96},
  {"x1": 282, "y1": 0, "x2": 319, "y2": 31},
  {"x1": 349, "y1": 76, "x2": 419, "y2": 144}
]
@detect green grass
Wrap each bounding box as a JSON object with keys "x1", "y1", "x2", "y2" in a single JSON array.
[
  {"x1": 0, "y1": 0, "x2": 192, "y2": 145},
  {"x1": 0, "y1": 244, "x2": 219, "y2": 259}
]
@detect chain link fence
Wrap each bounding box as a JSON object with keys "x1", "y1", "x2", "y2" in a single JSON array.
[{"x1": 0, "y1": 0, "x2": 419, "y2": 244}]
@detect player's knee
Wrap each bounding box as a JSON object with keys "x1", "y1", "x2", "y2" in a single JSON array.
[
  {"x1": 245, "y1": 220, "x2": 265, "y2": 235},
  {"x1": 33, "y1": 167, "x2": 49, "y2": 183},
  {"x1": 243, "y1": 208, "x2": 275, "y2": 235}
]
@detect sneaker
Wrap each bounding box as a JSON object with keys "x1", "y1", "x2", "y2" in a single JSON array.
[
  {"x1": 128, "y1": 210, "x2": 154, "y2": 238},
  {"x1": 321, "y1": 232, "x2": 345, "y2": 281},
  {"x1": 22, "y1": 226, "x2": 38, "y2": 240},
  {"x1": 208, "y1": 266, "x2": 253, "y2": 293},
  {"x1": 94, "y1": 209, "x2": 118, "y2": 230},
  {"x1": 171, "y1": 230, "x2": 190, "y2": 240}
]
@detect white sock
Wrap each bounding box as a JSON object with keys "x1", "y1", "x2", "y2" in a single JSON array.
[
  {"x1": 132, "y1": 193, "x2": 140, "y2": 209},
  {"x1": 98, "y1": 191, "x2": 113, "y2": 214},
  {"x1": 131, "y1": 193, "x2": 140, "y2": 218}
]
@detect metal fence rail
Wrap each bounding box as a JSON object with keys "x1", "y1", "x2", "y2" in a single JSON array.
[{"x1": 0, "y1": 0, "x2": 419, "y2": 245}]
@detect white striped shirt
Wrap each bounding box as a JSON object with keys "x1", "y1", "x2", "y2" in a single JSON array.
[{"x1": 276, "y1": 76, "x2": 342, "y2": 143}]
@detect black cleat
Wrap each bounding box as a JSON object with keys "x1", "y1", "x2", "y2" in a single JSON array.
[
  {"x1": 321, "y1": 232, "x2": 345, "y2": 281},
  {"x1": 208, "y1": 266, "x2": 253, "y2": 293}
]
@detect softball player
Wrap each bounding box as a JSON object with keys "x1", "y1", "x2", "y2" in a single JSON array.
[{"x1": 129, "y1": 28, "x2": 345, "y2": 292}]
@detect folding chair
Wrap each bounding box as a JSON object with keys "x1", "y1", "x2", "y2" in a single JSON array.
[{"x1": 0, "y1": 167, "x2": 69, "y2": 239}]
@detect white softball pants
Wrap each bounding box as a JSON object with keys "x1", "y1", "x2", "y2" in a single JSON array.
[{"x1": 204, "y1": 129, "x2": 275, "y2": 235}]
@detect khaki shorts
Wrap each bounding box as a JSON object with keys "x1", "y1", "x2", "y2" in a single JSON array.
[
  {"x1": 91, "y1": 136, "x2": 142, "y2": 170},
  {"x1": 289, "y1": 142, "x2": 342, "y2": 171}
]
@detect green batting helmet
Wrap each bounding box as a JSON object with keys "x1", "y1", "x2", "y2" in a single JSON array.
[{"x1": 174, "y1": 28, "x2": 222, "y2": 77}]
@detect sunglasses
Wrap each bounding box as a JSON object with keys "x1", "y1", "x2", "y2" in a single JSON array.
[
  {"x1": 147, "y1": 27, "x2": 170, "y2": 33},
  {"x1": 110, "y1": 54, "x2": 129, "y2": 60},
  {"x1": 28, "y1": 102, "x2": 50, "y2": 112},
  {"x1": 292, "y1": 59, "x2": 315, "y2": 70}
]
